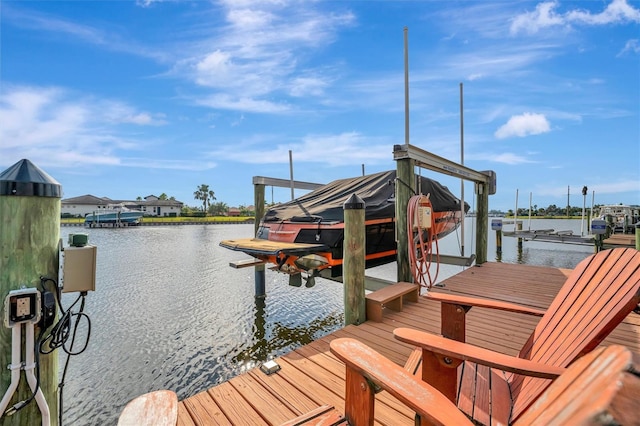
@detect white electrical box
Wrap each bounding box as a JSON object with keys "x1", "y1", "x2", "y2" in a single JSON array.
[
  {"x1": 415, "y1": 206, "x2": 432, "y2": 230},
  {"x1": 62, "y1": 245, "x2": 97, "y2": 293},
  {"x1": 4, "y1": 288, "x2": 41, "y2": 327}
]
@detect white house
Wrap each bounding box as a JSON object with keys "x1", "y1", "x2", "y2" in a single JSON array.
[{"x1": 61, "y1": 194, "x2": 184, "y2": 217}]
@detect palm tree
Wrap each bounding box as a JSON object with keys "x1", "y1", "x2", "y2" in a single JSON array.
[{"x1": 194, "y1": 184, "x2": 216, "y2": 213}]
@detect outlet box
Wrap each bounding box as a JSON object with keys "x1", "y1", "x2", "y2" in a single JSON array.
[
  {"x1": 414, "y1": 206, "x2": 432, "y2": 230},
  {"x1": 4, "y1": 288, "x2": 41, "y2": 327},
  {"x1": 62, "y1": 245, "x2": 97, "y2": 293}
]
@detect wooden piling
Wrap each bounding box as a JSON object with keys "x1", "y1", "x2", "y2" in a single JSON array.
[
  {"x1": 253, "y1": 183, "x2": 266, "y2": 298},
  {"x1": 475, "y1": 182, "x2": 489, "y2": 264},
  {"x1": 0, "y1": 159, "x2": 61, "y2": 425},
  {"x1": 395, "y1": 159, "x2": 414, "y2": 283},
  {"x1": 343, "y1": 194, "x2": 365, "y2": 325},
  {"x1": 636, "y1": 223, "x2": 640, "y2": 251}
]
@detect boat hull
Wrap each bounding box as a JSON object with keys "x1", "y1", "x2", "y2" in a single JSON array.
[
  {"x1": 220, "y1": 170, "x2": 467, "y2": 278},
  {"x1": 222, "y1": 209, "x2": 463, "y2": 277},
  {"x1": 84, "y1": 211, "x2": 144, "y2": 226}
]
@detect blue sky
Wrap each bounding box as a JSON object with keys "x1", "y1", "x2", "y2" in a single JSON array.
[{"x1": 1, "y1": 0, "x2": 638, "y2": 211}]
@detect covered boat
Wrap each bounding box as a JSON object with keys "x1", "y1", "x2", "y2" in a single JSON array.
[{"x1": 220, "y1": 170, "x2": 468, "y2": 280}]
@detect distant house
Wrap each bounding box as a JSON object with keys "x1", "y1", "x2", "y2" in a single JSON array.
[
  {"x1": 61, "y1": 194, "x2": 184, "y2": 217},
  {"x1": 227, "y1": 206, "x2": 255, "y2": 217}
]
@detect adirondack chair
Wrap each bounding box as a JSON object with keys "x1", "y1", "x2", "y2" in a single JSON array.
[
  {"x1": 395, "y1": 247, "x2": 640, "y2": 425},
  {"x1": 325, "y1": 338, "x2": 639, "y2": 426}
]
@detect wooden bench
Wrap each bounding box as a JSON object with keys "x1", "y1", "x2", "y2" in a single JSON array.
[{"x1": 365, "y1": 282, "x2": 419, "y2": 322}]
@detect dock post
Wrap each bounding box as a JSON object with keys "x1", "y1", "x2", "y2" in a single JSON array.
[
  {"x1": 517, "y1": 220, "x2": 523, "y2": 251},
  {"x1": 395, "y1": 158, "x2": 414, "y2": 282},
  {"x1": 475, "y1": 182, "x2": 489, "y2": 264},
  {"x1": 0, "y1": 159, "x2": 61, "y2": 425},
  {"x1": 491, "y1": 219, "x2": 502, "y2": 261},
  {"x1": 343, "y1": 194, "x2": 366, "y2": 325},
  {"x1": 636, "y1": 223, "x2": 640, "y2": 251},
  {"x1": 254, "y1": 183, "x2": 266, "y2": 298}
]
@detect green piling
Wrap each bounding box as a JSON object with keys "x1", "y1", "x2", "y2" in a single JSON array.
[
  {"x1": 0, "y1": 159, "x2": 61, "y2": 425},
  {"x1": 343, "y1": 193, "x2": 365, "y2": 326}
]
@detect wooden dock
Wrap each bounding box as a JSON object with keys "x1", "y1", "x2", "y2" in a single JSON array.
[{"x1": 175, "y1": 262, "x2": 640, "y2": 425}]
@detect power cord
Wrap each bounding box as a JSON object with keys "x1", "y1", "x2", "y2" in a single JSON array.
[
  {"x1": 40, "y1": 277, "x2": 91, "y2": 426},
  {"x1": 4, "y1": 276, "x2": 92, "y2": 425}
]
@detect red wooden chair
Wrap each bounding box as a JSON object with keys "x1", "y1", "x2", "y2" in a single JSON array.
[
  {"x1": 328, "y1": 338, "x2": 639, "y2": 426},
  {"x1": 395, "y1": 247, "x2": 640, "y2": 425}
]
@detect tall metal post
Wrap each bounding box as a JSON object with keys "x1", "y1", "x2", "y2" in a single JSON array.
[
  {"x1": 343, "y1": 194, "x2": 365, "y2": 325},
  {"x1": 0, "y1": 159, "x2": 61, "y2": 425}
]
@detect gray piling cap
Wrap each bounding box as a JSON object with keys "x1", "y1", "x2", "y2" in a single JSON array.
[
  {"x1": 0, "y1": 159, "x2": 62, "y2": 197},
  {"x1": 343, "y1": 193, "x2": 365, "y2": 210}
]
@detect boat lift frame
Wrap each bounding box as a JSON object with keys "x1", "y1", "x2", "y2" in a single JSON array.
[{"x1": 393, "y1": 143, "x2": 495, "y2": 283}]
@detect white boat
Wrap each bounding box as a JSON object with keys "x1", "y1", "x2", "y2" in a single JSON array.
[
  {"x1": 597, "y1": 204, "x2": 639, "y2": 234},
  {"x1": 85, "y1": 204, "x2": 144, "y2": 227}
]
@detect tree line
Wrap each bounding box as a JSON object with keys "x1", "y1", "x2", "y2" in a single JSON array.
[{"x1": 503, "y1": 204, "x2": 610, "y2": 218}]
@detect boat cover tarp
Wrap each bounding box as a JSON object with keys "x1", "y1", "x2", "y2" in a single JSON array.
[{"x1": 263, "y1": 170, "x2": 469, "y2": 223}]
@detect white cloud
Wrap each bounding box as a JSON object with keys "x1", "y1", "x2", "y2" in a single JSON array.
[
  {"x1": 0, "y1": 85, "x2": 194, "y2": 170},
  {"x1": 510, "y1": 1, "x2": 565, "y2": 35},
  {"x1": 510, "y1": 0, "x2": 640, "y2": 35},
  {"x1": 195, "y1": 94, "x2": 291, "y2": 114},
  {"x1": 566, "y1": 0, "x2": 640, "y2": 25},
  {"x1": 495, "y1": 113, "x2": 551, "y2": 139},
  {"x1": 176, "y1": 1, "x2": 355, "y2": 114},
  {"x1": 470, "y1": 152, "x2": 535, "y2": 165},
  {"x1": 207, "y1": 132, "x2": 390, "y2": 166},
  {"x1": 618, "y1": 39, "x2": 640, "y2": 56}
]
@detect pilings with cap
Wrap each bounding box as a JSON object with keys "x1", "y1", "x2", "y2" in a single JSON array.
[
  {"x1": 0, "y1": 159, "x2": 61, "y2": 425},
  {"x1": 343, "y1": 194, "x2": 366, "y2": 325}
]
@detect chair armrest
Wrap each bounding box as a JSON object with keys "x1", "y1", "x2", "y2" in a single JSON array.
[
  {"x1": 330, "y1": 338, "x2": 473, "y2": 426},
  {"x1": 425, "y1": 291, "x2": 546, "y2": 316},
  {"x1": 394, "y1": 328, "x2": 565, "y2": 379}
]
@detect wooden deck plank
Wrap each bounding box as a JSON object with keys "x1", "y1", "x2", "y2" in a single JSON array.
[
  {"x1": 177, "y1": 261, "x2": 640, "y2": 425},
  {"x1": 207, "y1": 382, "x2": 267, "y2": 425},
  {"x1": 181, "y1": 391, "x2": 230, "y2": 425},
  {"x1": 229, "y1": 374, "x2": 298, "y2": 425}
]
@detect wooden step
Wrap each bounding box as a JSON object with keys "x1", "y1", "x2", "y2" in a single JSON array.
[{"x1": 365, "y1": 282, "x2": 419, "y2": 322}]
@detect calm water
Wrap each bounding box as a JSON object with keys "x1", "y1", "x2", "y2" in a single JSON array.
[{"x1": 59, "y1": 218, "x2": 594, "y2": 425}]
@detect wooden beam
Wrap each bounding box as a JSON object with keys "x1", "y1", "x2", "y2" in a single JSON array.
[{"x1": 252, "y1": 176, "x2": 323, "y2": 190}]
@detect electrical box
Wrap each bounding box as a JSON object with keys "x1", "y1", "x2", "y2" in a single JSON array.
[
  {"x1": 414, "y1": 206, "x2": 432, "y2": 230},
  {"x1": 62, "y1": 245, "x2": 97, "y2": 293},
  {"x1": 4, "y1": 288, "x2": 41, "y2": 327}
]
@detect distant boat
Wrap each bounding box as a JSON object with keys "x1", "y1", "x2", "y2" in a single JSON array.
[
  {"x1": 85, "y1": 204, "x2": 144, "y2": 227},
  {"x1": 597, "y1": 204, "x2": 639, "y2": 234},
  {"x1": 220, "y1": 170, "x2": 468, "y2": 281}
]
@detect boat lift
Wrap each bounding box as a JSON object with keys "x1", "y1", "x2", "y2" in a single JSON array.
[{"x1": 393, "y1": 143, "x2": 496, "y2": 283}]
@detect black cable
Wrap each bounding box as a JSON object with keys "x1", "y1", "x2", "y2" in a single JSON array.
[{"x1": 1, "y1": 277, "x2": 55, "y2": 417}]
